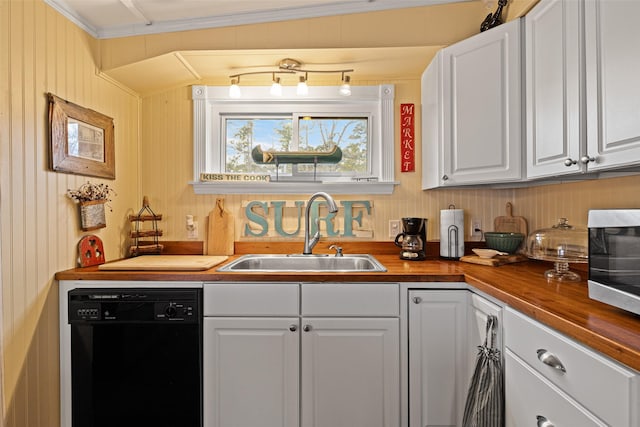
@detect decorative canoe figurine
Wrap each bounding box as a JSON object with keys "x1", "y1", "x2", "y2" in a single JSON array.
[{"x1": 251, "y1": 144, "x2": 342, "y2": 165}]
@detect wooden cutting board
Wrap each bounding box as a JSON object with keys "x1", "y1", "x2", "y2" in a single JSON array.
[
  {"x1": 98, "y1": 255, "x2": 228, "y2": 271},
  {"x1": 460, "y1": 254, "x2": 528, "y2": 267},
  {"x1": 494, "y1": 202, "x2": 528, "y2": 235},
  {"x1": 207, "y1": 198, "x2": 235, "y2": 255}
]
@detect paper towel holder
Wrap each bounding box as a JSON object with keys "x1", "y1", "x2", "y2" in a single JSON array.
[{"x1": 440, "y1": 204, "x2": 464, "y2": 260}]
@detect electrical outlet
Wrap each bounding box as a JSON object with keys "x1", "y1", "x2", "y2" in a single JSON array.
[
  {"x1": 389, "y1": 220, "x2": 401, "y2": 238},
  {"x1": 186, "y1": 215, "x2": 199, "y2": 239},
  {"x1": 186, "y1": 222, "x2": 198, "y2": 239},
  {"x1": 471, "y1": 218, "x2": 482, "y2": 240}
]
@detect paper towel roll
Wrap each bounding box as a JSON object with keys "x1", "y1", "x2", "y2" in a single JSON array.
[{"x1": 440, "y1": 209, "x2": 464, "y2": 259}]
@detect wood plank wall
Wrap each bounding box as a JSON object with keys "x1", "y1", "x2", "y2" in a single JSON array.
[
  {"x1": 1, "y1": 1, "x2": 639, "y2": 426},
  {"x1": 142, "y1": 83, "x2": 640, "y2": 249},
  {"x1": 0, "y1": 2, "x2": 141, "y2": 426}
]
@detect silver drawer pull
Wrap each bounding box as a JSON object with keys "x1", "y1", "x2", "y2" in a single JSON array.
[
  {"x1": 537, "y1": 415, "x2": 555, "y2": 427},
  {"x1": 289, "y1": 324, "x2": 298, "y2": 332},
  {"x1": 303, "y1": 324, "x2": 312, "y2": 332},
  {"x1": 412, "y1": 296, "x2": 422, "y2": 304},
  {"x1": 536, "y1": 349, "x2": 566, "y2": 373}
]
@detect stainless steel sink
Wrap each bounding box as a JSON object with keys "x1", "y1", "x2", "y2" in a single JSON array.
[{"x1": 217, "y1": 254, "x2": 387, "y2": 272}]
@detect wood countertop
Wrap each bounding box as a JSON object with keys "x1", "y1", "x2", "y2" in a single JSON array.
[{"x1": 55, "y1": 252, "x2": 640, "y2": 372}]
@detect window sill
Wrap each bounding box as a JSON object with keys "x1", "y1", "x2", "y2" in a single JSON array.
[{"x1": 190, "y1": 181, "x2": 398, "y2": 195}]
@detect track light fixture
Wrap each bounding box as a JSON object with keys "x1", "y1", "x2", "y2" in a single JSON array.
[{"x1": 229, "y1": 58, "x2": 353, "y2": 97}]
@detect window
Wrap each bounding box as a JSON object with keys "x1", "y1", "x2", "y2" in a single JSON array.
[
  {"x1": 224, "y1": 115, "x2": 369, "y2": 178},
  {"x1": 191, "y1": 85, "x2": 396, "y2": 194}
]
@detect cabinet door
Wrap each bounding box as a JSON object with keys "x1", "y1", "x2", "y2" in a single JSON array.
[
  {"x1": 300, "y1": 317, "x2": 399, "y2": 427},
  {"x1": 203, "y1": 317, "x2": 300, "y2": 427},
  {"x1": 525, "y1": 0, "x2": 582, "y2": 178},
  {"x1": 408, "y1": 291, "x2": 469, "y2": 427},
  {"x1": 440, "y1": 19, "x2": 523, "y2": 185},
  {"x1": 585, "y1": 0, "x2": 640, "y2": 171},
  {"x1": 421, "y1": 51, "x2": 444, "y2": 190}
]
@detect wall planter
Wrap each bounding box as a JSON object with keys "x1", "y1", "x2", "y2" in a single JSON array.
[
  {"x1": 67, "y1": 181, "x2": 115, "y2": 231},
  {"x1": 79, "y1": 200, "x2": 107, "y2": 231}
]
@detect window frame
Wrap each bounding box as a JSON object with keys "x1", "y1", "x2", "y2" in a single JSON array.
[{"x1": 191, "y1": 84, "x2": 397, "y2": 194}]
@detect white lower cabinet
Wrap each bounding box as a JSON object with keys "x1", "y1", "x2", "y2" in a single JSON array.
[
  {"x1": 301, "y1": 317, "x2": 399, "y2": 427},
  {"x1": 409, "y1": 290, "x2": 469, "y2": 426},
  {"x1": 203, "y1": 283, "x2": 640, "y2": 427},
  {"x1": 505, "y1": 308, "x2": 640, "y2": 426},
  {"x1": 408, "y1": 290, "x2": 503, "y2": 427},
  {"x1": 204, "y1": 317, "x2": 300, "y2": 427},
  {"x1": 203, "y1": 282, "x2": 400, "y2": 427},
  {"x1": 505, "y1": 349, "x2": 606, "y2": 426}
]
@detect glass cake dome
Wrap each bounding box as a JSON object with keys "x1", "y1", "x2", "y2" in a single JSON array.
[{"x1": 526, "y1": 218, "x2": 588, "y2": 281}]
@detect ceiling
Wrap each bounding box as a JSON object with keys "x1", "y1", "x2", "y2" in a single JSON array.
[
  {"x1": 104, "y1": 47, "x2": 442, "y2": 95},
  {"x1": 45, "y1": 0, "x2": 485, "y2": 95},
  {"x1": 45, "y1": 0, "x2": 472, "y2": 39}
]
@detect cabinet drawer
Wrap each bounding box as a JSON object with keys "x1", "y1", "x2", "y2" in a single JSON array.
[
  {"x1": 203, "y1": 283, "x2": 299, "y2": 316},
  {"x1": 505, "y1": 350, "x2": 605, "y2": 426},
  {"x1": 301, "y1": 283, "x2": 399, "y2": 316},
  {"x1": 505, "y1": 308, "x2": 638, "y2": 426}
]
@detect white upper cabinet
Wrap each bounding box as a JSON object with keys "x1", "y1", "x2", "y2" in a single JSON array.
[
  {"x1": 584, "y1": 0, "x2": 640, "y2": 171},
  {"x1": 525, "y1": 0, "x2": 582, "y2": 178},
  {"x1": 527, "y1": 0, "x2": 640, "y2": 178},
  {"x1": 422, "y1": 19, "x2": 523, "y2": 189}
]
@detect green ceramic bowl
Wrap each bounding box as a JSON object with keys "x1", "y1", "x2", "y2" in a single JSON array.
[{"x1": 484, "y1": 232, "x2": 525, "y2": 253}]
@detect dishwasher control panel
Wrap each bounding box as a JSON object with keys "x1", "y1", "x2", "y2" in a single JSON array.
[{"x1": 68, "y1": 288, "x2": 201, "y2": 323}]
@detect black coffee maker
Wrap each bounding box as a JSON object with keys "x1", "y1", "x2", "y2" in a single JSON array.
[{"x1": 394, "y1": 217, "x2": 427, "y2": 260}]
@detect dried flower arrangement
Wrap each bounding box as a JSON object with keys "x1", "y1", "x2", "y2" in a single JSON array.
[
  {"x1": 67, "y1": 181, "x2": 116, "y2": 231},
  {"x1": 67, "y1": 181, "x2": 116, "y2": 206}
]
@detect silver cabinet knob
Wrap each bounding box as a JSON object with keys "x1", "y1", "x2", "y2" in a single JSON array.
[
  {"x1": 442, "y1": 175, "x2": 449, "y2": 181},
  {"x1": 536, "y1": 415, "x2": 555, "y2": 427},
  {"x1": 536, "y1": 349, "x2": 566, "y2": 372},
  {"x1": 412, "y1": 296, "x2": 422, "y2": 304},
  {"x1": 580, "y1": 155, "x2": 596, "y2": 164},
  {"x1": 303, "y1": 324, "x2": 312, "y2": 332},
  {"x1": 289, "y1": 324, "x2": 298, "y2": 332},
  {"x1": 564, "y1": 158, "x2": 577, "y2": 167}
]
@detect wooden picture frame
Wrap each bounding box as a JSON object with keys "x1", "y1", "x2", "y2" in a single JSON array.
[{"x1": 48, "y1": 93, "x2": 115, "y2": 179}]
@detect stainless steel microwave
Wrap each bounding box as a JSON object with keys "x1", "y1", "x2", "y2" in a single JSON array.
[{"x1": 588, "y1": 209, "x2": 640, "y2": 316}]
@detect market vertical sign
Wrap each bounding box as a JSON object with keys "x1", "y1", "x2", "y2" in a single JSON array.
[{"x1": 400, "y1": 103, "x2": 415, "y2": 172}]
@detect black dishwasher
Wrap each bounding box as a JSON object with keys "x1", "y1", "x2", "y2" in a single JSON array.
[{"x1": 68, "y1": 288, "x2": 202, "y2": 427}]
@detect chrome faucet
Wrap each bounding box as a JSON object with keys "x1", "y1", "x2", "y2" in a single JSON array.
[{"x1": 303, "y1": 192, "x2": 338, "y2": 255}]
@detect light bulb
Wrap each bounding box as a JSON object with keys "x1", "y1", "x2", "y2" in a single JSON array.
[
  {"x1": 339, "y1": 75, "x2": 351, "y2": 96},
  {"x1": 297, "y1": 75, "x2": 309, "y2": 96},
  {"x1": 270, "y1": 77, "x2": 282, "y2": 96},
  {"x1": 229, "y1": 79, "x2": 241, "y2": 98}
]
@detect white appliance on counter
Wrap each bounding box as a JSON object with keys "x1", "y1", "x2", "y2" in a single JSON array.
[{"x1": 587, "y1": 209, "x2": 640, "y2": 315}]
